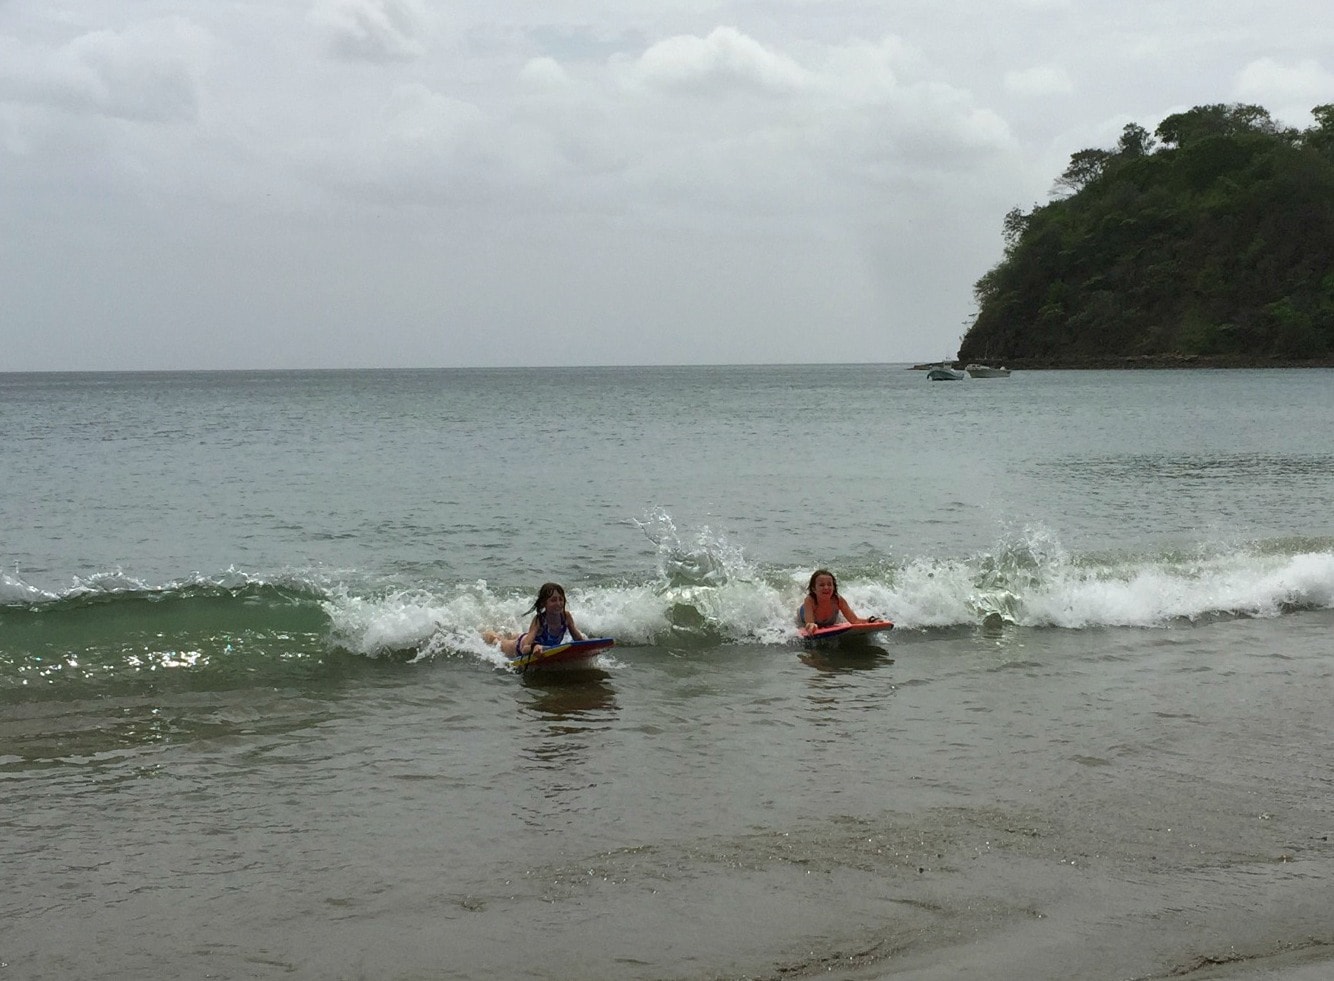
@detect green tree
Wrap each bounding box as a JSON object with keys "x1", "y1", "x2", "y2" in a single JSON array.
[
  {"x1": 1117, "y1": 123, "x2": 1155, "y2": 157},
  {"x1": 1155, "y1": 103, "x2": 1277, "y2": 147},
  {"x1": 1052, "y1": 148, "x2": 1113, "y2": 196},
  {"x1": 1306, "y1": 103, "x2": 1334, "y2": 156},
  {"x1": 958, "y1": 102, "x2": 1334, "y2": 365}
]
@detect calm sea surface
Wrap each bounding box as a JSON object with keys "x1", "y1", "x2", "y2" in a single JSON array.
[{"x1": 3, "y1": 365, "x2": 1334, "y2": 980}]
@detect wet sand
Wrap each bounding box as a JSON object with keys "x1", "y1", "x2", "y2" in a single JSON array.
[{"x1": 773, "y1": 613, "x2": 1334, "y2": 981}]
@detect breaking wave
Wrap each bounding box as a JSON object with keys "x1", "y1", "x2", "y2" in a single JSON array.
[{"x1": 6, "y1": 522, "x2": 1332, "y2": 690}]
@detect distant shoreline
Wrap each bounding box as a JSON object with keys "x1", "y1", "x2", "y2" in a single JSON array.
[{"x1": 923, "y1": 355, "x2": 1334, "y2": 370}]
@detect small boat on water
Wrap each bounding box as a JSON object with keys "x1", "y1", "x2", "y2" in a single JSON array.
[
  {"x1": 965, "y1": 364, "x2": 1011, "y2": 378},
  {"x1": 926, "y1": 365, "x2": 966, "y2": 381}
]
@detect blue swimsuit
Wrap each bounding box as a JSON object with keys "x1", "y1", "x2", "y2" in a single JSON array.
[{"x1": 518, "y1": 612, "x2": 569, "y2": 654}]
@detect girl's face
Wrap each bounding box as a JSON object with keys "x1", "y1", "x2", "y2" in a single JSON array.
[
  {"x1": 813, "y1": 574, "x2": 835, "y2": 598},
  {"x1": 543, "y1": 590, "x2": 566, "y2": 613}
]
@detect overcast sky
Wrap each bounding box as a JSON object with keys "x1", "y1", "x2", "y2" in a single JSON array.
[{"x1": 2, "y1": 1, "x2": 1330, "y2": 370}]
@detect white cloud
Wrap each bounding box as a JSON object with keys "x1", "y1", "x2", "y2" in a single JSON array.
[
  {"x1": 384, "y1": 83, "x2": 483, "y2": 144},
  {"x1": 814, "y1": 36, "x2": 920, "y2": 105},
  {"x1": 624, "y1": 25, "x2": 810, "y2": 96},
  {"x1": 3, "y1": 0, "x2": 1331, "y2": 370},
  {"x1": 519, "y1": 56, "x2": 571, "y2": 91},
  {"x1": 300, "y1": 26, "x2": 1015, "y2": 222},
  {"x1": 1234, "y1": 57, "x2": 1333, "y2": 124},
  {"x1": 337, "y1": 84, "x2": 491, "y2": 193},
  {"x1": 0, "y1": 18, "x2": 209, "y2": 123},
  {"x1": 316, "y1": 82, "x2": 581, "y2": 207},
  {"x1": 613, "y1": 29, "x2": 1012, "y2": 187},
  {"x1": 1004, "y1": 65, "x2": 1074, "y2": 98},
  {"x1": 308, "y1": 0, "x2": 430, "y2": 63}
]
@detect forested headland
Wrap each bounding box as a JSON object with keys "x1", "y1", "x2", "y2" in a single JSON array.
[{"x1": 957, "y1": 103, "x2": 1334, "y2": 368}]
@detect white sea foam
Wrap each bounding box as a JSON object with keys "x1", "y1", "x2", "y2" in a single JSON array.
[
  {"x1": 24, "y1": 527, "x2": 1331, "y2": 660},
  {"x1": 0, "y1": 571, "x2": 57, "y2": 605},
  {"x1": 999, "y1": 546, "x2": 1334, "y2": 628},
  {"x1": 317, "y1": 534, "x2": 1334, "y2": 661}
]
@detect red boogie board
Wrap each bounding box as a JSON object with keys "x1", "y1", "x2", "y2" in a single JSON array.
[
  {"x1": 509, "y1": 637, "x2": 615, "y2": 671},
  {"x1": 798, "y1": 620, "x2": 894, "y2": 644}
]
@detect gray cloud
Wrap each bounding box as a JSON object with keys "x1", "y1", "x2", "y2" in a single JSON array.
[
  {"x1": 0, "y1": 18, "x2": 208, "y2": 122},
  {"x1": 0, "y1": 1, "x2": 1329, "y2": 370},
  {"x1": 308, "y1": 0, "x2": 431, "y2": 63}
]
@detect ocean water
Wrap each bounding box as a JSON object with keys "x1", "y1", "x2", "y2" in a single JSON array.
[{"x1": 3, "y1": 365, "x2": 1334, "y2": 980}]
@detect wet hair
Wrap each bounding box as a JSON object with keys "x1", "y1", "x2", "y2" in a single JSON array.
[
  {"x1": 807, "y1": 569, "x2": 839, "y2": 598},
  {"x1": 529, "y1": 582, "x2": 567, "y2": 614}
]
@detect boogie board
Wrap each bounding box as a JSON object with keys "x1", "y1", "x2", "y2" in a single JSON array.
[
  {"x1": 798, "y1": 620, "x2": 894, "y2": 645},
  {"x1": 509, "y1": 637, "x2": 615, "y2": 671}
]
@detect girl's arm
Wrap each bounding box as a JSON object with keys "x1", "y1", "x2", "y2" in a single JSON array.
[
  {"x1": 838, "y1": 597, "x2": 866, "y2": 624},
  {"x1": 566, "y1": 613, "x2": 587, "y2": 641},
  {"x1": 801, "y1": 596, "x2": 818, "y2": 630},
  {"x1": 520, "y1": 616, "x2": 542, "y2": 654}
]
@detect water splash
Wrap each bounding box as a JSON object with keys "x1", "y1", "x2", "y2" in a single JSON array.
[
  {"x1": 6, "y1": 523, "x2": 1334, "y2": 680},
  {"x1": 632, "y1": 506, "x2": 758, "y2": 588}
]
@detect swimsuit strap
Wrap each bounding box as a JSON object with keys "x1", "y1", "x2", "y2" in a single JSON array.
[{"x1": 535, "y1": 611, "x2": 567, "y2": 646}]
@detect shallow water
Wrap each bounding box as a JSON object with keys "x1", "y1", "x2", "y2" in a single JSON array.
[{"x1": 3, "y1": 366, "x2": 1334, "y2": 979}]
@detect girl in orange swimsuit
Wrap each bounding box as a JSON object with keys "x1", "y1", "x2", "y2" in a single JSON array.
[{"x1": 797, "y1": 569, "x2": 868, "y2": 631}]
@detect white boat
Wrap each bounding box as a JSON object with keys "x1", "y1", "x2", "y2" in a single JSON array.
[{"x1": 965, "y1": 364, "x2": 1011, "y2": 378}]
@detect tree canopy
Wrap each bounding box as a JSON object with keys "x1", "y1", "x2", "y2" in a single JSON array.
[{"x1": 958, "y1": 103, "x2": 1334, "y2": 365}]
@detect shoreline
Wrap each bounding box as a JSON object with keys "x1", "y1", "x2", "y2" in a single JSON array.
[{"x1": 924, "y1": 354, "x2": 1334, "y2": 370}]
